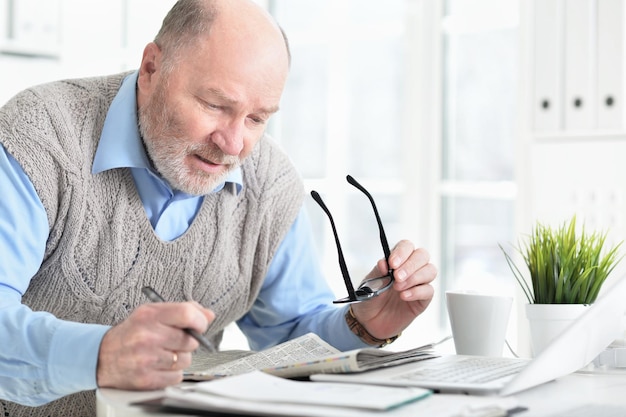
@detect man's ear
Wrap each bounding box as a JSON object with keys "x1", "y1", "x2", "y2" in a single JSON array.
[
  {"x1": 138, "y1": 42, "x2": 161, "y2": 89},
  {"x1": 136, "y1": 42, "x2": 163, "y2": 107}
]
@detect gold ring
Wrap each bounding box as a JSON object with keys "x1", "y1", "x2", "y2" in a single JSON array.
[{"x1": 172, "y1": 352, "x2": 178, "y2": 369}]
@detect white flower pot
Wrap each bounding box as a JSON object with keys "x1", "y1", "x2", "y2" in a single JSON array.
[{"x1": 525, "y1": 303, "x2": 590, "y2": 356}]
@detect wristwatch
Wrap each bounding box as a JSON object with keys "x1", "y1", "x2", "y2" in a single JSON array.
[{"x1": 345, "y1": 306, "x2": 401, "y2": 348}]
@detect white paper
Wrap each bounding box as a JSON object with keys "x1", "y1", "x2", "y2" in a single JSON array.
[
  {"x1": 170, "y1": 371, "x2": 431, "y2": 411},
  {"x1": 163, "y1": 372, "x2": 518, "y2": 417}
]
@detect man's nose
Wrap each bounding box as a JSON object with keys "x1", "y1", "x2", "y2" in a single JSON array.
[{"x1": 212, "y1": 118, "x2": 245, "y2": 156}]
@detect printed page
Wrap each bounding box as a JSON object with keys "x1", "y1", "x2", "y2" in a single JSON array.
[
  {"x1": 187, "y1": 333, "x2": 340, "y2": 379},
  {"x1": 185, "y1": 350, "x2": 254, "y2": 379},
  {"x1": 264, "y1": 342, "x2": 438, "y2": 378},
  {"x1": 263, "y1": 350, "x2": 362, "y2": 378}
]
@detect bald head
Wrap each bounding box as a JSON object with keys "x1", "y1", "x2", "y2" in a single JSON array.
[{"x1": 154, "y1": 0, "x2": 290, "y2": 73}]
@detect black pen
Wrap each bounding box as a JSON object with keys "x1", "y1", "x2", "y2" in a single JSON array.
[{"x1": 141, "y1": 286, "x2": 217, "y2": 353}]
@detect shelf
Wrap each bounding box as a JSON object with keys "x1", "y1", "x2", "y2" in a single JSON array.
[
  {"x1": 530, "y1": 130, "x2": 626, "y2": 143},
  {"x1": 0, "y1": 40, "x2": 60, "y2": 59}
]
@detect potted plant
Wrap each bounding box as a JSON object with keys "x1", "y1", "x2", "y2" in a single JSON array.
[{"x1": 500, "y1": 215, "x2": 623, "y2": 355}]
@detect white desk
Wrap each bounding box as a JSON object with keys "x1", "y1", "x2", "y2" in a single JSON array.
[{"x1": 97, "y1": 370, "x2": 626, "y2": 417}]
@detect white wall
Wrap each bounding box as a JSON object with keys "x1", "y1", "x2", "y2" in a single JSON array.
[{"x1": 0, "y1": 0, "x2": 175, "y2": 104}]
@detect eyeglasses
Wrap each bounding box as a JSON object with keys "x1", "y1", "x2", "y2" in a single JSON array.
[{"x1": 310, "y1": 175, "x2": 394, "y2": 304}]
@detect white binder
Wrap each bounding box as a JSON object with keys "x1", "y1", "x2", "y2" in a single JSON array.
[
  {"x1": 597, "y1": 0, "x2": 625, "y2": 130},
  {"x1": 563, "y1": 0, "x2": 596, "y2": 130},
  {"x1": 532, "y1": 0, "x2": 563, "y2": 131}
]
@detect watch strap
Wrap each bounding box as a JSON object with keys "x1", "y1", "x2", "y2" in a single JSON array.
[{"x1": 345, "y1": 305, "x2": 401, "y2": 348}]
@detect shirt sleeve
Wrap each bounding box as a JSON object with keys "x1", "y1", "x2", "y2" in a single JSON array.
[
  {"x1": 0, "y1": 144, "x2": 110, "y2": 406},
  {"x1": 236, "y1": 207, "x2": 368, "y2": 352}
]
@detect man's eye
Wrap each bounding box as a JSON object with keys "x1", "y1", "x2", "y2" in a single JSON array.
[
  {"x1": 199, "y1": 98, "x2": 220, "y2": 110},
  {"x1": 248, "y1": 116, "x2": 266, "y2": 125}
]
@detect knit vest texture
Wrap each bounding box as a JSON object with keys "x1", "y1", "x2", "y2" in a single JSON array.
[{"x1": 0, "y1": 73, "x2": 304, "y2": 417}]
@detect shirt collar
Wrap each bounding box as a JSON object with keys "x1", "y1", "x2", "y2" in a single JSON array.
[{"x1": 92, "y1": 71, "x2": 242, "y2": 194}]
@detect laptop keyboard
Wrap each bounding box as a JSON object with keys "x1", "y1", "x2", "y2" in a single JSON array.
[{"x1": 392, "y1": 356, "x2": 528, "y2": 383}]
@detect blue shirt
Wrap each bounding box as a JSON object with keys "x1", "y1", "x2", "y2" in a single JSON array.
[{"x1": 0, "y1": 72, "x2": 364, "y2": 406}]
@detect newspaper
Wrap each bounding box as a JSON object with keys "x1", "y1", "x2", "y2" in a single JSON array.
[
  {"x1": 185, "y1": 332, "x2": 436, "y2": 380},
  {"x1": 186, "y1": 333, "x2": 339, "y2": 380}
]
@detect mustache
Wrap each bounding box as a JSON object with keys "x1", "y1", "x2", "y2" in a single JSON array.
[{"x1": 189, "y1": 143, "x2": 241, "y2": 165}]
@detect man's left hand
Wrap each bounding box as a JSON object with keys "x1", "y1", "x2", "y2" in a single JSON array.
[{"x1": 350, "y1": 240, "x2": 437, "y2": 341}]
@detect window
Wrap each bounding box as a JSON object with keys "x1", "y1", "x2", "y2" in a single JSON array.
[
  {"x1": 267, "y1": 0, "x2": 417, "y2": 289},
  {"x1": 440, "y1": 0, "x2": 518, "y2": 296},
  {"x1": 267, "y1": 0, "x2": 520, "y2": 350}
]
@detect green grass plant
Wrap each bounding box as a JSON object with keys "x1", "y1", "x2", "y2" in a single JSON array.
[{"x1": 500, "y1": 216, "x2": 622, "y2": 304}]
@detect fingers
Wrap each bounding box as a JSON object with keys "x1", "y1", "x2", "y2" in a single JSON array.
[
  {"x1": 383, "y1": 241, "x2": 437, "y2": 301},
  {"x1": 387, "y1": 240, "x2": 429, "y2": 279},
  {"x1": 96, "y1": 302, "x2": 215, "y2": 391},
  {"x1": 352, "y1": 241, "x2": 438, "y2": 339},
  {"x1": 190, "y1": 300, "x2": 217, "y2": 326},
  {"x1": 128, "y1": 349, "x2": 192, "y2": 389},
  {"x1": 167, "y1": 350, "x2": 192, "y2": 371},
  {"x1": 397, "y1": 277, "x2": 435, "y2": 302},
  {"x1": 149, "y1": 349, "x2": 192, "y2": 372},
  {"x1": 153, "y1": 302, "x2": 214, "y2": 337}
]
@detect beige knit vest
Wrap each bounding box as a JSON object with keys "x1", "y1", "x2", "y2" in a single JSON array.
[{"x1": 0, "y1": 73, "x2": 304, "y2": 416}]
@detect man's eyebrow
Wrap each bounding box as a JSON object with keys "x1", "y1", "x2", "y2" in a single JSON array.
[{"x1": 203, "y1": 87, "x2": 280, "y2": 115}]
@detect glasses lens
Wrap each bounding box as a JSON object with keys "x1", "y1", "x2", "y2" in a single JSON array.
[{"x1": 357, "y1": 274, "x2": 393, "y2": 295}]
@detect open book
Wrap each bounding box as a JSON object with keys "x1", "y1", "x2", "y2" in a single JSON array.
[{"x1": 185, "y1": 332, "x2": 438, "y2": 381}]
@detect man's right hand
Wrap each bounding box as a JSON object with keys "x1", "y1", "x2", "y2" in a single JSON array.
[{"x1": 96, "y1": 301, "x2": 215, "y2": 390}]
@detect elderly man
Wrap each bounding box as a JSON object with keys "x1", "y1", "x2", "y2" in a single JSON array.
[{"x1": 0, "y1": 0, "x2": 436, "y2": 415}]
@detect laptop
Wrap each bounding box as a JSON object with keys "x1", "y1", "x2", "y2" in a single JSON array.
[{"x1": 312, "y1": 274, "x2": 626, "y2": 396}]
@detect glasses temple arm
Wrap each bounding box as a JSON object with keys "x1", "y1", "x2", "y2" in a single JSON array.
[
  {"x1": 346, "y1": 175, "x2": 392, "y2": 261},
  {"x1": 310, "y1": 191, "x2": 358, "y2": 300}
]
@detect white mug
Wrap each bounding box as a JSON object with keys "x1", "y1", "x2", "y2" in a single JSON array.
[{"x1": 446, "y1": 290, "x2": 513, "y2": 357}]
